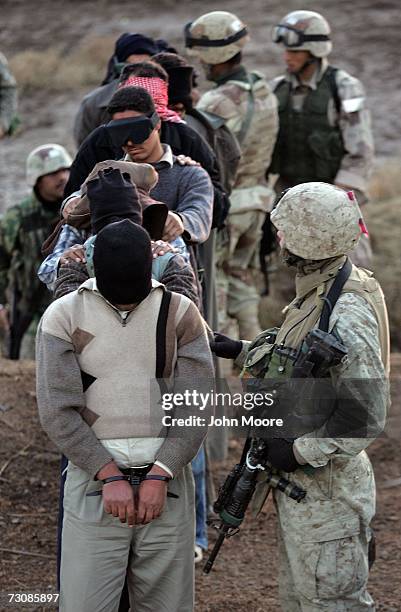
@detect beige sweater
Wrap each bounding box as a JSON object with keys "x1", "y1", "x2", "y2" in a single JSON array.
[{"x1": 36, "y1": 279, "x2": 214, "y2": 477}]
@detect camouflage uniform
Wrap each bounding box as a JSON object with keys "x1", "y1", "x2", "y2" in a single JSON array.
[
  {"x1": 0, "y1": 144, "x2": 71, "y2": 359},
  {"x1": 270, "y1": 59, "x2": 374, "y2": 198},
  {"x1": 270, "y1": 11, "x2": 374, "y2": 269},
  {"x1": 274, "y1": 284, "x2": 388, "y2": 611},
  {"x1": 237, "y1": 183, "x2": 390, "y2": 610},
  {"x1": 0, "y1": 193, "x2": 59, "y2": 358},
  {"x1": 185, "y1": 11, "x2": 278, "y2": 340},
  {"x1": 197, "y1": 68, "x2": 278, "y2": 340},
  {"x1": 0, "y1": 52, "x2": 17, "y2": 135}
]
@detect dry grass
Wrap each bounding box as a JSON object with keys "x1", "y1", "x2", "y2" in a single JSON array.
[
  {"x1": 364, "y1": 194, "x2": 401, "y2": 348},
  {"x1": 9, "y1": 35, "x2": 116, "y2": 91}
]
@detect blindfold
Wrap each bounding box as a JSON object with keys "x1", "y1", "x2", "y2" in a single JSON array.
[{"x1": 105, "y1": 112, "x2": 159, "y2": 149}]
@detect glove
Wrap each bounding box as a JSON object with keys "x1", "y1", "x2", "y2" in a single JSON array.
[
  {"x1": 266, "y1": 439, "x2": 299, "y2": 473},
  {"x1": 209, "y1": 332, "x2": 242, "y2": 360}
]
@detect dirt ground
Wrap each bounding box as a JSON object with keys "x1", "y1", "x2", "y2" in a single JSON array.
[
  {"x1": 1, "y1": 1, "x2": 401, "y2": 610},
  {"x1": 0, "y1": 357, "x2": 401, "y2": 612}
]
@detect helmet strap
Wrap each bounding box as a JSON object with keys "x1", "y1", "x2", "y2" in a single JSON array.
[{"x1": 295, "y1": 56, "x2": 319, "y2": 79}]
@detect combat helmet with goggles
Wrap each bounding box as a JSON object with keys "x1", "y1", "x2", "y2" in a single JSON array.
[
  {"x1": 273, "y1": 10, "x2": 332, "y2": 59},
  {"x1": 184, "y1": 11, "x2": 249, "y2": 65}
]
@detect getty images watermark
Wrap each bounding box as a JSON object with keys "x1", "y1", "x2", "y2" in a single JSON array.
[{"x1": 160, "y1": 389, "x2": 284, "y2": 428}]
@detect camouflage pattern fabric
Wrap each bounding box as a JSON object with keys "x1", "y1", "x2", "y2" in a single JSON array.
[
  {"x1": 275, "y1": 290, "x2": 389, "y2": 610},
  {"x1": 185, "y1": 11, "x2": 249, "y2": 66},
  {"x1": 277, "y1": 522, "x2": 373, "y2": 610},
  {"x1": 198, "y1": 68, "x2": 278, "y2": 338},
  {"x1": 0, "y1": 192, "x2": 57, "y2": 356},
  {"x1": 26, "y1": 144, "x2": 72, "y2": 187},
  {"x1": 215, "y1": 209, "x2": 265, "y2": 340},
  {"x1": 274, "y1": 11, "x2": 332, "y2": 58},
  {"x1": 271, "y1": 182, "x2": 362, "y2": 261},
  {"x1": 271, "y1": 59, "x2": 374, "y2": 197},
  {"x1": 0, "y1": 52, "x2": 17, "y2": 134},
  {"x1": 236, "y1": 253, "x2": 389, "y2": 608}
]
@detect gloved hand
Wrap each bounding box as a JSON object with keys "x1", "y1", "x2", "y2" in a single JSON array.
[
  {"x1": 210, "y1": 332, "x2": 242, "y2": 359},
  {"x1": 266, "y1": 439, "x2": 299, "y2": 473}
]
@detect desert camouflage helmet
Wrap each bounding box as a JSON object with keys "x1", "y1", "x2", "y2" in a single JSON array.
[
  {"x1": 26, "y1": 144, "x2": 72, "y2": 187},
  {"x1": 271, "y1": 182, "x2": 362, "y2": 260},
  {"x1": 184, "y1": 11, "x2": 249, "y2": 65},
  {"x1": 273, "y1": 10, "x2": 332, "y2": 58}
]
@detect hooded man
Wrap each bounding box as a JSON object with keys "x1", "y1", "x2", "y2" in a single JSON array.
[{"x1": 36, "y1": 218, "x2": 214, "y2": 612}]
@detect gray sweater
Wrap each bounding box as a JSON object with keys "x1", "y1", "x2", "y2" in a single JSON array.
[{"x1": 137, "y1": 147, "x2": 213, "y2": 245}]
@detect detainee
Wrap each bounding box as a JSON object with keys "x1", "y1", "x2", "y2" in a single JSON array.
[{"x1": 36, "y1": 219, "x2": 214, "y2": 612}]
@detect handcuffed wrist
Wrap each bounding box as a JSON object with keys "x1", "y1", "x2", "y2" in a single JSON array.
[{"x1": 102, "y1": 475, "x2": 128, "y2": 485}]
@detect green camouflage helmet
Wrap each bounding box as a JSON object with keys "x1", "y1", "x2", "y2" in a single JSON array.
[
  {"x1": 185, "y1": 11, "x2": 249, "y2": 65},
  {"x1": 273, "y1": 10, "x2": 332, "y2": 58},
  {"x1": 26, "y1": 144, "x2": 72, "y2": 186},
  {"x1": 271, "y1": 182, "x2": 362, "y2": 260}
]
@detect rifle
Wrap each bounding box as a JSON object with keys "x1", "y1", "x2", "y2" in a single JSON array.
[
  {"x1": 203, "y1": 438, "x2": 306, "y2": 574},
  {"x1": 259, "y1": 213, "x2": 277, "y2": 297},
  {"x1": 6, "y1": 286, "x2": 33, "y2": 360}
]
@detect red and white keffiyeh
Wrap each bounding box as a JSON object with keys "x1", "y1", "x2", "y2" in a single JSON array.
[{"x1": 118, "y1": 76, "x2": 184, "y2": 123}]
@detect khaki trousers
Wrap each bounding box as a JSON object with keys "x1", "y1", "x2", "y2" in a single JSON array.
[
  {"x1": 216, "y1": 209, "x2": 264, "y2": 340},
  {"x1": 60, "y1": 463, "x2": 195, "y2": 612}
]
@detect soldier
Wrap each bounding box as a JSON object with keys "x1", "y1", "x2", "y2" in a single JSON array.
[
  {"x1": 0, "y1": 51, "x2": 18, "y2": 138},
  {"x1": 269, "y1": 10, "x2": 374, "y2": 267},
  {"x1": 212, "y1": 182, "x2": 390, "y2": 610},
  {"x1": 185, "y1": 11, "x2": 279, "y2": 340},
  {"x1": 0, "y1": 144, "x2": 71, "y2": 359}
]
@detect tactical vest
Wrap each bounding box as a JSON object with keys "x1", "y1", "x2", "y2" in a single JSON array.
[
  {"x1": 243, "y1": 258, "x2": 390, "y2": 382},
  {"x1": 7, "y1": 194, "x2": 58, "y2": 315},
  {"x1": 269, "y1": 66, "x2": 345, "y2": 185}
]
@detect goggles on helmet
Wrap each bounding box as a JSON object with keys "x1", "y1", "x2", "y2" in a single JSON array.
[
  {"x1": 105, "y1": 113, "x2": 159, "y2": 149},
  {"x1": 184, "y1": 21, "x2": 248, "y2": 49},
  {"x1": 272, "y1": 25, "x2": 330, "y2": 48}
]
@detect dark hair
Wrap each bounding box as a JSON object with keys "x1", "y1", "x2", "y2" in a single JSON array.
[
  {"x1": 107, "y1": 86, "x2": 155, "y2": 115},
  {"x1": 152, "y1": 51, "x2": 190, "y2": 70},
  {"x1": 119, "y1": 60, "x2": 168, "y2": 83}
]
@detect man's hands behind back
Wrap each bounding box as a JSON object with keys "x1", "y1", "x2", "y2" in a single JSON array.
[{"x1": 96, "y1": 461, "x2": 169, "y2": 527}]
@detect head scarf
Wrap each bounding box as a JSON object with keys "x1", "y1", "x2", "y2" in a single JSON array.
[{"x1": 119, "y1": 76, "x2": 184, "y2": 123}]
